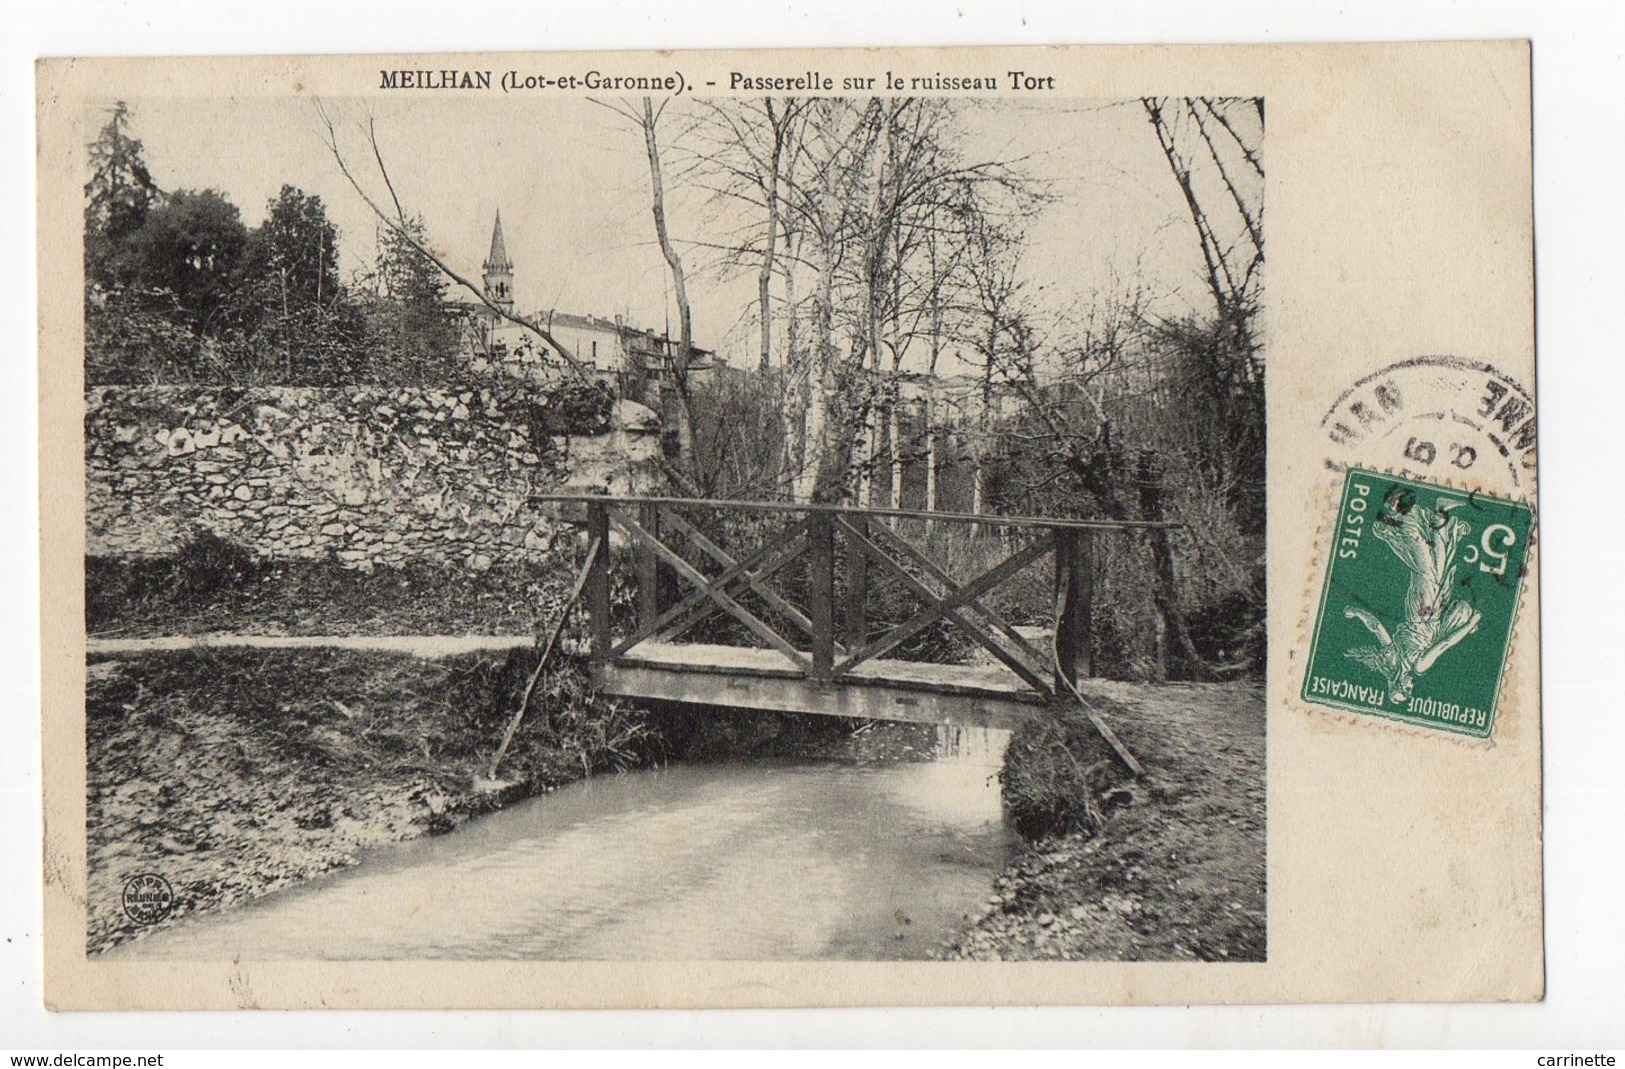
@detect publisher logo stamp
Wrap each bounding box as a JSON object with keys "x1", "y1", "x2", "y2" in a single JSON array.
[
  {"x1": 1303, "y1": 468, "x2": 1532, "y2": 738},
  {"x1": 121, "y1": 872, "x2": 174, "y2": 925}
]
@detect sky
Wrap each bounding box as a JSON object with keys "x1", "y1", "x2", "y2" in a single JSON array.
[{"x1": 98, "y1": 92, "x2": 1253, "y2": 374}]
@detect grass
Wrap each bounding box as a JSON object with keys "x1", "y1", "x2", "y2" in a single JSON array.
[{"x1": 86, "y1": 532, "x2": 581, "y2": 639}]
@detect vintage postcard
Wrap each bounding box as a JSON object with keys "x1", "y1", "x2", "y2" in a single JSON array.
[{"x1": 36, "y1": 42, "x2": 1540, "y2": 1008}]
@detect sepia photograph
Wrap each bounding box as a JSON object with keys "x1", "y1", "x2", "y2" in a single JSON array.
[{"x1": 76, "y1": 88, "x2": 1267, "y2": 964}]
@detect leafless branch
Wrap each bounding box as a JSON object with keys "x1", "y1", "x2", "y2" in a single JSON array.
[{"x1": 314, "y1": 100, "x2": 592, "y2": 384}]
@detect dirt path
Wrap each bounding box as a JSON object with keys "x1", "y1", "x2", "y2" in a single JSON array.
[
  {"x1": 88, "y1": 634, "x2": 537, "y2": 657},
  {"x1": 943, "y1": 680, "x2": 1266, "y2": 962}
]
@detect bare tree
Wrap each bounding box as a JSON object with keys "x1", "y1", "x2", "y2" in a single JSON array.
[
  {"x1": 314, "y1": 103, "x2": 594, "y2": 386},
  {"x1": 773, "y1": 99, "x2": 1039, "y2": 503},
  {"x1": 649, "y1": 97, "x2": 1041, "y2": 505},
  {"x1": 584, "y1": 95, "x2": 704, "y2": 472},
  {"x1": 1141, "y1": 97, "x2": 1266, "y2": 529},
  {"x1": 965, "y1": 96, "x2": 1265, "y2": 680},
  {"x1": 685, "y1": 97, "x2": 814, "y2": 496}
]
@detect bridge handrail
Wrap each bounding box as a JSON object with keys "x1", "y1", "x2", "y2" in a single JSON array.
[{"x1": 527, "y1": 493, "x2": 1181, "y2": 532}]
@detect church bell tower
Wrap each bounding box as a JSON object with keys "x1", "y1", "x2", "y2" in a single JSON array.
[{"x1": 481, "y1": 210, "x2": 515, "y2": 316}]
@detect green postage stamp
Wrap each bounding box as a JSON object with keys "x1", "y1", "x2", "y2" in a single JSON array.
[{"x1": 1303, "y1": 468, "x2": 1533, "y2": 738}]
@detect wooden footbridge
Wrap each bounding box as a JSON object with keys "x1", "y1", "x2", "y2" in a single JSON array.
[{"x1": 523, "y1": 495, "x2": 1173, "y2": 773}]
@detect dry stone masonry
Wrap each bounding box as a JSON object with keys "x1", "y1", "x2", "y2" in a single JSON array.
[{"x1": 86, "y1": 386, "x2": 661, "y2": 569}]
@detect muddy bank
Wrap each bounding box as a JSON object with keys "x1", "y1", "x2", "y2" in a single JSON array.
[
  {"x1": 84, "y1": 646, "x2": 945, "y2": 956},
  {"x1": 104, "y1": 746, "x2": 1013, "y2": 963},
  {"x1": 84, "y1": 645, "x2": 654, "y2": 955},
  {"x1": 944, "y1": 680, "x2": 1266, "y2": 961}
]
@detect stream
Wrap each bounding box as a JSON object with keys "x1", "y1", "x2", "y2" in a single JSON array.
[{"x1": 109, "y1": 724, "x2": 1014, "y2": 960}]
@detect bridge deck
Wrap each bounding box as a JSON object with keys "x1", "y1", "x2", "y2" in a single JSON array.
[{"x1": 601, "y1": 641, "x2": 1049, "y2": 731}]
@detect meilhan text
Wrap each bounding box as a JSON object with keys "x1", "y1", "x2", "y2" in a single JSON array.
[{"x1": 380, "y1": 69, "x2": 493, "y2": 90}]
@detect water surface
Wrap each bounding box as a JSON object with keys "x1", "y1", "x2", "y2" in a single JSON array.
[{"x1": 110, "y1": 725, "x2": 1012, "y2": 960}]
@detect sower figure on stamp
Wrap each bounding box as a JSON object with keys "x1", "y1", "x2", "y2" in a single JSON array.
[{"x1": 1343, "y1": 487, "x2": 1483, "y2": 704}]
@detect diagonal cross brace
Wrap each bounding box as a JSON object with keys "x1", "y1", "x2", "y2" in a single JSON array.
[
  {"x1": 658, "y1": 510, "x2": 820, "y2": 644},
  {"x1": 836, "y1": 534, "x2": 1052, "y2": 673},
  {"x1": 864, "y1": 520, "x2": 1052, "y2": 672},
  {"x1": 613, "y1": 519, "x2": 808, "y2": 655},
  {"x1": 612, "y1": 513, "x2": 811, "y2": 674},
  {"x1": 834, "y1": 516, "x2": 1055, "y2": 697}
]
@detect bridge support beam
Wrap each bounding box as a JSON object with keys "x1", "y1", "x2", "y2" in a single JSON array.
[
  {"x1": 586, "y1": 501, "x2": 611, "y2": 667},
  {"x1": 637, "y1": 501, "x2": 661, "y2": 632},
  {"x1": 808, "y1": 512, "x2": 835, "y2": 682},
  {"x1": 1053, "y1": 528, "x2": 1094, "y2": 689},
  {"x1": 843, "y1": 513, "x2": 868, "y2": 647},
  {"x1": 602, "y1": 661, "x2": 1037, "y2": 732}
]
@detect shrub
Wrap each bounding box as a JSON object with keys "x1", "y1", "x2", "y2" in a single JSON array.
[
  {"x1": 535, "y1": 380, "x2": 617, "y2": 437},
  {"x1": 170, "y1": 529, "x2": 265, "y2": 597},
  {"x1": 999, "y1": 703, "x2": 1123, "y2": 840}
]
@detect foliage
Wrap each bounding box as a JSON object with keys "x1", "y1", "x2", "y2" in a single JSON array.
[
  {"x1": 228, "y1": 185, "x2": 359, "y2": 381},
  {"x1": 999, "y1": 701, "x2": 1119, "y2": 841},
  {"x1": 688, "y1": 366, "x2": 791, "y2": 499},
  {"x1": 84, "y1": 101, "x2": 159, "y2": 289},
  {"x1": 84, "y1": 285, "x2": 201, "y2": 384},
  {"x1": 1142, "y1": 310, "x2": 1265, "y2": 537},
  {"x1": 81, "y1": 105, "x2": 475, "y2": 388},
  {"x1": 239, "y1": 185, "x2": 342, "y2": 314},
  {"x1": 86, "y1": 536, "x2": 578, "y2": 640},
  {"x1": 486, "y1": 654, "x2": 660, "y2": 784},
  {"x1": 166, "y1": 528, "x2": 266, "y2": 600},
  {"x1": 118, "y1": 188, "x2": 248, "y2": 330},
  {"x1": 534, "y1": 378, "x2": 617, "y2": 437},
  {"x1": 366, "y1": 215, "x2": 463, "y2": 377}
]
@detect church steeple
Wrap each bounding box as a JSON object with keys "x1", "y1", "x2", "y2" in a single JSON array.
[{"x1": 481, "y1": 210, "x2": 514, "y2": 315}]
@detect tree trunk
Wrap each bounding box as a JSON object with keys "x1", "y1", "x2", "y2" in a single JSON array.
[
  {"x1": 924, "y1": 232, "x2": 943, "y2": 524},
  {"x1": 888, "y1": 401, "x2": 902, "y2": 510},
  {"x1": 757, "y1": 116, "x2": 782, "y2": 373},
  {"x1": 886, "y1": 271, "x2": 905, "y2": 511},
  {"x1": 924, "y1": 385, "x2": 937, "y2": 517},
  {"x1": 801, "y1": 236, "x2": 836, "y2": 502},
  {"x1": 781, "y1": 230, "x2": 809, "y2": 499},
  {"x1": 1134, "y1": 453, "x2": 1211, "y2": 682},
  {"x1": 853, "y1": 356, "x2": 874, "y2": 507},
  {"x1": 972, "y1": 319, "x2": 996, "y2": 523},
  {"x1": 1071, "y1": 438, "x2": 1209, "y2": 683},
  {"x1": 641, "y1": 97, "x2": 695, "y2": 471}
]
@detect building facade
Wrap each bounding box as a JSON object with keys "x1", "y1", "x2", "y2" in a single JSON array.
[{"x1": 467, "y1": 213, "x2": 717, "y2": 406}]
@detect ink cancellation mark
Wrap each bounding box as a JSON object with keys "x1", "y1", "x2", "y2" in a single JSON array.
[
  {"x1": 121, "y1": 872, "x2": 174, "y2": 925},
  {"x1": 1321, "y1": 356, "x2": 1536, "y2": 491},
  {"x1": 1303, "y1": 468, "x2": 1532, "y2": 738}
]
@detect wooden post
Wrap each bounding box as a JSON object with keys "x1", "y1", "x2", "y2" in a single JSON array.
[
  {"x1": 586, "y1": 501, "x2": 611, "y2": 667},
  {"x1": 808, "y1": 511, "x2": 835, "y2": 682},
  {"x1": 843, "y1": 512, "x2": 868, "y2": 648},
  {"x1": 637, "y1": 501, "x2": 661, "y2": 633},
  {"x1": 1053, "y1": 527, "x2": 1094, "y2": 691}
]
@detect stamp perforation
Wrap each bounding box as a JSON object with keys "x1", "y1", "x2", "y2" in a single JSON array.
[{"x1": 1294, "y1": 460, "x2": 1537, "y2": 745}]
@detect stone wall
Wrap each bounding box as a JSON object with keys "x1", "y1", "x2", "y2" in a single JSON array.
[{"x1": 85, "y1": 386, "x2": 661, "y2": 569}]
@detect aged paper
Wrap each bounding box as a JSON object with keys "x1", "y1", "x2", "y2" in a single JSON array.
[{"x1": 38, "y1": 42, "x2": 1539, "y2": 1008}]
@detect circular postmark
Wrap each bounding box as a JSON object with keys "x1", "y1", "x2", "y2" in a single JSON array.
[
  {"x1": 1321, "y1": 356, "x2": 1536, "y2": 494},
  {"x1": 121, "y1": 872, "x2": 174, "y2": 925}
]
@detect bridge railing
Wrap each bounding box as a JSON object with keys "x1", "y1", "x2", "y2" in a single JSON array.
[{"x1": 530, "y1": 494, "x2": 1177, "y2": 702}]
